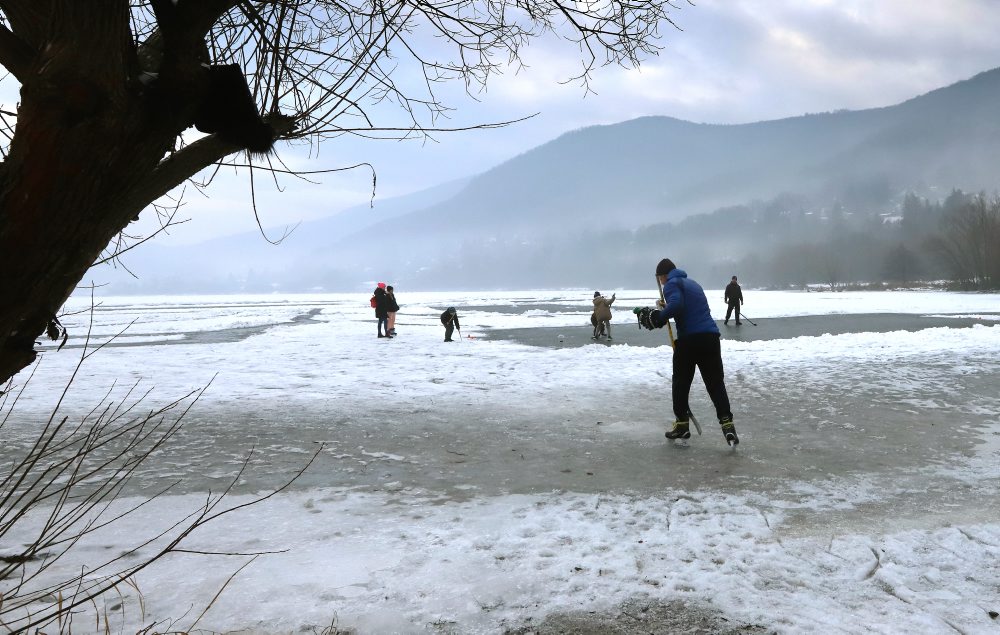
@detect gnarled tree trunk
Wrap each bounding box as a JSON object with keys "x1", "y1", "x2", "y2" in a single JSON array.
[{"x1": 0, "y1": 1, "x2": 235, "y2": 384}]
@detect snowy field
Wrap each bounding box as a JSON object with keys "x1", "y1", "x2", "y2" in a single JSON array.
[{"x1": 3, "y1": 289, "x2": 1000, "y2": 634}]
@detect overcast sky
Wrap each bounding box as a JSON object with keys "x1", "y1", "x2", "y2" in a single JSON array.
[{"x1": 17, "y1": 0, "x2": 1000, "y2": 244}]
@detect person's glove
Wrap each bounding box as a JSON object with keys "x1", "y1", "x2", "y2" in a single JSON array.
[
  {"x1": 649, "y1": 309, "x2": 666, "y2": 329},
  {"x1": 633, "y1": 307, "x2": 648, "y2": 329},
  {"x1": 633, "y1": 307, "x2": 660, "y2": 330}
]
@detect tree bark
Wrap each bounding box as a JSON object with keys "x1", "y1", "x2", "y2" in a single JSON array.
[{"x1": 0, "y1": 0, "x2": 56, "y2": 50}]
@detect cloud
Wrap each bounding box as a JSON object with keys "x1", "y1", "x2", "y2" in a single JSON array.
[{"x1": 708, "y1": 0, "x2": 1000, "y2": 115}]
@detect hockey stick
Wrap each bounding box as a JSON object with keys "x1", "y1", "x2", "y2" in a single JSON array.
[
  {"x1": 656, "y1": 275, "x2": 702, "y2": 436},
  {"x1": 739, "y1": 313, "x2": 758, "y2": 326}
]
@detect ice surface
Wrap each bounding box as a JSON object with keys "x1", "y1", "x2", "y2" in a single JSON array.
[{"x1": 3, "y1": 290, "x2": 999, "y2": 633}]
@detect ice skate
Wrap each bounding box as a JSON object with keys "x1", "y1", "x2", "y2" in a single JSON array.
[
  {"x1": 720, "y1": 416, "x2": 739, "y2": 446},
  {"x1": 665, "y1": 420, "x2": 691, "y2": 440}
]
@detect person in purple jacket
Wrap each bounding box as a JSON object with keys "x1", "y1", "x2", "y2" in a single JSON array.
[{"x1": 648, "y1": 258, "x2": 738, "y2": 446}]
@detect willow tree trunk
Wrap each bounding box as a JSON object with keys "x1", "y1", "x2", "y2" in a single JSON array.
[{"x1": 0, "y1": 4, "x2": 177, "y2": 384}]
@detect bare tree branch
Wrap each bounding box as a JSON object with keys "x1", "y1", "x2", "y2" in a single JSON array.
[
  {"x1": 0, "y1": 21, "x2": 32, "y2": 81},
  {"x1": 0, "y1": 304, "x2": 323, "y2": 631}
]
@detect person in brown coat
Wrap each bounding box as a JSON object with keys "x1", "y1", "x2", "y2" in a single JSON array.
[{"x1": 591, "y1": 291, "x2": 616, "y2": 340}]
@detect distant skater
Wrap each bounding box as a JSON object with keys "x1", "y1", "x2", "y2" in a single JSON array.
[
  {"x1": 637, "y1": 258, "x2": 738, "y2": 446},
  {"x1": 441, "y1": 307, "x2": 460, "y2": 342},
  {"x1": 724, "y1": 275, "x2": 743, "y2": 326},
  {"x1": 373, "y1": 282, "x2": 392, "y2": 338},
  {"x1": 386, "y1": 285, "x2": 400, "y2": 336},
  {"x1": 591, "y1": 291, "x2": 616, "y2": 339}
]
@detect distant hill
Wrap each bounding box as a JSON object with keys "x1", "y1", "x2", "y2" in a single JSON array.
[
  {"x1": 370, "y1": 67, "x2": 1000, "y2": 236},
  {"x1": 91, "y1": 67, "x2": 1000, "y2": 292}
]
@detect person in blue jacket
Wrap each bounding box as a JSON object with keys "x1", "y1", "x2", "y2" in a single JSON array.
[{"x1": 649, "y1": 258, "x2": 738, "y2": 446}]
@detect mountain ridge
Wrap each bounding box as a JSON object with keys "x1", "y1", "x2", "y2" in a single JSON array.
[{"x1": 348, "y1": 66, "x2": 1000, "y2": 243}]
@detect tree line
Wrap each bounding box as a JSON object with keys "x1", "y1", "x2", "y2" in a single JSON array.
[
  {"x1": 405, "y1": 188, "x2": 1000, "y2": 291},
  {"x1": 713, "y1": 189, "x2": 1000, "y2": 291}
]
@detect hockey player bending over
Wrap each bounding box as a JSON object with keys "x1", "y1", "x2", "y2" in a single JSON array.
[
  {"x1": 441, "y1": 307, "x2": 460, "y2": 342},
  {"x1": 638, "y1": 258, "x2": 739, "y2": 446}
]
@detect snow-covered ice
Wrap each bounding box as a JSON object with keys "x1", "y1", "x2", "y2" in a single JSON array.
[{"x1": 3, "y1": 289, "x2": 999, "y2": 633}]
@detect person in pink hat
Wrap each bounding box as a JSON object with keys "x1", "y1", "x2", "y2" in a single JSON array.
[{"x1": 373, "y1": 282, "x2": 392, "y2": 338}]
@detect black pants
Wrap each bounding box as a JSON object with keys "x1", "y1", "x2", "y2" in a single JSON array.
[
  {"x1": 444, "y1": 323, "x2": 454, "y2": 341},
  {"x1": 725, "y1": 302, "x2": 741, "y2": 323},
  {"x1": 672, "y1": 332, "x2": 732, "y2": 422}
]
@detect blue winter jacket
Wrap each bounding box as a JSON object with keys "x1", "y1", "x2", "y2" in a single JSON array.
[{"x1": 653, "y1": 269, "x2": 719, "y2": 339}]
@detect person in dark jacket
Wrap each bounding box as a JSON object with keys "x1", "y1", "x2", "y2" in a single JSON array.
[
  {"x1": 441, "y1": 307, "x2": 460, "y2": 342},
  {"x1": 386, "y1": 285, "x2": 400, "y2": 336},
  {"x1": 724, "y1": 275, "x2": 744, "y2": 326},
  {"x1": 373, "y1": 283, "x2": 392, "y2": 338},
  {"x1": 648, "y1": 258, "x2": 738, "y2": 446}
]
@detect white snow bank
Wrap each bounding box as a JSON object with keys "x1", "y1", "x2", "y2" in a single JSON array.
[{"x1": 6, "y1": 485, "x2": 998, "y2": 634}]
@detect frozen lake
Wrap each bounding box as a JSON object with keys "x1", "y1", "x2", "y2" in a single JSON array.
[{"x1": 3, "y1": 289, "x2": 1000, "y2": 633}]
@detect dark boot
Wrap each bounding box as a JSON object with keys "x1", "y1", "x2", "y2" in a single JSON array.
[
  {"x1": 720, "y1": 416, "x2": 739, "y2": 446},
  {"x1": 664, "y1": 420, "x2": 690, "y2": 440}
]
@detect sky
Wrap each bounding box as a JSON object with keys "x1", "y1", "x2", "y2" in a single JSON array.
[{"x1": 4, "y1": 1, "x2": 1000, "y2": 244}]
